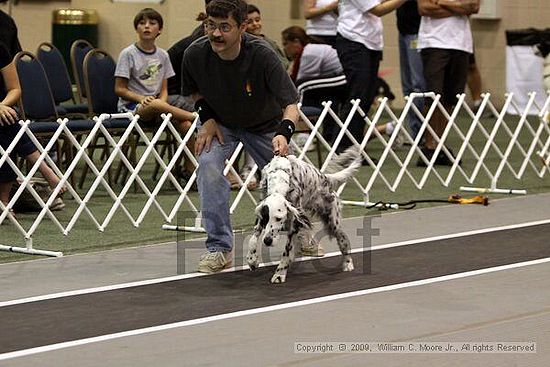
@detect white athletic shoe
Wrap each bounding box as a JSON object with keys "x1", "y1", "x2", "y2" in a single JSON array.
[
  {"x1": 298, "y1": 232, "x2": 325, "y2": 257},
  {"x1": 197, "y1": 251, "x2": 233, "y2": 273}
]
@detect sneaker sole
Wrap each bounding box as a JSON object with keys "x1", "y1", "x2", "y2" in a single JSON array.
[
  {"x1": 197, "y1": 261, "x2": 233, "y2": 274},
  {"x1": 300, "y1": 248, "x2": 325, "y2": 257}
]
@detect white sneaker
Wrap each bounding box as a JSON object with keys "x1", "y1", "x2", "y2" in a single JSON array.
[
  {"x1": 393, "y1": 127, "x2": 406, "y2": 148},
  {"x1": 197, "y1": 251, "x2": 233, "y2": 273},
  {"x1": 385, "y1": 122, "x2": 406, "y2": 148},
  {"x1": 297, "y1": 232, "x2": 325, "y2": 257}
]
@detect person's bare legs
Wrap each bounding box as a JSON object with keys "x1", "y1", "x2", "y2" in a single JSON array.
[
  {"x1": 138, "y1": 99, "x2": 195, "y2": 123},
  {"x1": 424, "y1": 107, "x2": 447, "y2": 150},
  {"x1": 467, "y1": 62, "x2": 482, "y2": 105},
  {"x1": 25, "y1": 150, "x2": 66, "y2": 196},
  {"x1": 0, "y1": 181, "x2": 13, "y2": 207}
]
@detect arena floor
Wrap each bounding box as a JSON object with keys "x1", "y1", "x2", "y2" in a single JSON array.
[{"x1": 1, "y1": 193, "x2": 549, "y2": 366}]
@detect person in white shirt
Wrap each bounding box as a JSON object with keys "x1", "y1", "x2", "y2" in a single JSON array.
[
  {"x1": 416, "y1": 0, "x2": 479, "y2": 166},
  {"x1": 303, "y1": 0, "x2": 338, "y2": 47},
  {"x1": 282, "y1": 26, "x2": 343, "y2": 85},
  {"x1": 282, "y1": 25, "x2": 345, "y2": 145},
  {"x1": 334, "y1": 0, "x2": 406, "y2": 153}
]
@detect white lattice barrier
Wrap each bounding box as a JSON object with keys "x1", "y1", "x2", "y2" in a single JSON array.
[
  {"x1": 313, "y1": 91, "x2": 550, "y2": 208},
  {"x1": 1, "y1": 92, "x2": 549, "y2": 256},
  {"x1": 0, "y1": 112, "x2": 202, "y2": 256}
]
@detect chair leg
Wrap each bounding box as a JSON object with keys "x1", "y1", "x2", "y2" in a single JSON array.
[
  {"x1": 152, "y1": 132, "x2": 169, "y2": 181},
  {"x1": 78, "y1": 134, "x2": 100, "y2": 189},
  {"x1": 316, "y1": 136, "x2": 323, "y2": 168},
  {"x1": 60, "y1": 136, "x2": 76, "y2": 188},
  {"x1": 114, "y1": 135, "x2": 132, "y2": 186}
]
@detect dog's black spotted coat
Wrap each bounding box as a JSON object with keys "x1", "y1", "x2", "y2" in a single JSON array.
[{"x1": 246, "y1": 148, "x2": 361, "y2": 283}]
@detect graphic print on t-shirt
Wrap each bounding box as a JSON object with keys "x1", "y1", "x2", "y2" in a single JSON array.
[{"x1": 139, "y1": 59, "x2": 163, "y2": 86}]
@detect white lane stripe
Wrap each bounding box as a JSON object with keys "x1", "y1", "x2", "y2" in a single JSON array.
[
  {"x1": 2, "y1": 218, "x2": 550, "y2": 308},
  {"x1": 1, "y1": 256, "x2": 549, "y2": 361}
]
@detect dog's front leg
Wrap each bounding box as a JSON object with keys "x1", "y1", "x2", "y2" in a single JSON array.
[
  {"x1": 271, "y1": 236, "x2": 294, "y2": 284},
  {"x1": 246, "y1": 226, "x2": 263, "y2": 271},
  {"x1": 335, "y1": 229, "x2": 354, "y2": 272}
]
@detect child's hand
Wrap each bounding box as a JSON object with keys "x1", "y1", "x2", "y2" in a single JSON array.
[{"x1": 140, "y1": 95, "x2": 156, "y2": 106}]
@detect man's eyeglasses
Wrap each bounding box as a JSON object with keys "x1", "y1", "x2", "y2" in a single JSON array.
[{"x1": 203, "y1": 20, "x2": 236, "y2": 33}]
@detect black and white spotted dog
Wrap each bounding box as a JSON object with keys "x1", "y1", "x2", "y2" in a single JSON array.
[{"x1": 246, "y1": 148, "x2": 361, "y2": 283}]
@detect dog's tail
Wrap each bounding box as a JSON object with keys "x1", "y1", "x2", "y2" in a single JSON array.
[{"x1": 324, "y1": 147, "x2": 361, "y2": 189}]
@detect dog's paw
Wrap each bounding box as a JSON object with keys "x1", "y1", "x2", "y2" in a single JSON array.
[
  {"x1": 247, "y1": 256, "x2": 259, "y2": 271},
  {"x1": 342, "y1": 259, "x2": 354, "y2": 272},
  {"x1": 270, "y1": 273, "x2": 286, "y2": 284}
]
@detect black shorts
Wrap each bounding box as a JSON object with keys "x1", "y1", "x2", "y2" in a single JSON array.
[{"x1": 421, "y1": 48, "x2": 469, "y2": 106}]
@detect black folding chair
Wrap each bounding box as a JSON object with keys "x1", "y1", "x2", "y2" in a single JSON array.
[
  {"x1": 15, "y1": 51, "x2": 96, "y2": 187},
  {"x1": 70, "y1": 39, "x2": 94, "y2": 104},
  {"x1": 36, "y1": 42, "x2": 88, "y2": 116},
  {"x1": 82, "y1": 49, "x2": 134, "y2": 188}
]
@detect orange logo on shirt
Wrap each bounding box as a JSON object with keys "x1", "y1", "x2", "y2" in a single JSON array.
[{"x1": 245, "y1": 80, "x2": 253, "y2": 97}]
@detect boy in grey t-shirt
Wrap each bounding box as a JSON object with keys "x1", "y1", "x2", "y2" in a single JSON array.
[{"x1": 114, "y1": 8, "x2": 197, "y2": 177}]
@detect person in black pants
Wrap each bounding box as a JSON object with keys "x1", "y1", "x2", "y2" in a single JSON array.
[{"x1": 335, "y1": 0, "x2": 405, "y2": 153}]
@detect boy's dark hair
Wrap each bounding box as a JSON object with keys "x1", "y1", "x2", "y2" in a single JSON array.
[
  {"x1": 206, "y1": 0, "x2": 248, "y2": 25},
  {"x1": 133, "y1": 8, "x2": 164, "y2": 29},
  {"x1": 247, "y1": 4, "x2": 260, "y2": 15}
]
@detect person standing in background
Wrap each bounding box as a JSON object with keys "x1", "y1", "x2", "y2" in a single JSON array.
[
  {"x1": 334, "y1": 0, "x2": 406, "y2": 153},
  {"x1": 396, "y1": 0, "x2": 425, "y2": 140},
  {"x1": 417, "y1": 0, "x2": 480, "y2": 166},
  {"x1": 303, "y1": 0, "x2": 338, "y2": 47}
]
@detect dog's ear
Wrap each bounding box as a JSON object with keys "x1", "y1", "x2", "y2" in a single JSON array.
[
  {"x1": 285, "y1": 200, "x2": 312, "y2": 230},
  {"x1": 255, "y1": 203, "x2": 269, "y2": 228}
]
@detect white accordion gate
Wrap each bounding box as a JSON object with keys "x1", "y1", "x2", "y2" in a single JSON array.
[{"x1": 0, "y1": 91, "x2": 549, "y2": 256}]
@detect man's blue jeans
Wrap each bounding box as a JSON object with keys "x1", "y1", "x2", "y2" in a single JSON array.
[
  {"x1": 398, "y1": 33, "x2": 426, "y2": 139},
  {"x1": 197, "y1": 123, "x2": 274, "y2": 252}
]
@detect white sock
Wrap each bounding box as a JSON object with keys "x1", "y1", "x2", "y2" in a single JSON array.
[{"x1": 385, "y1": 122, "x2": 394, "y2": 136}]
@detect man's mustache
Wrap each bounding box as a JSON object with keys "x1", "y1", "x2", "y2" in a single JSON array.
[{"x1": 209, "y1": 36, "x2": 225, "y2": 43}]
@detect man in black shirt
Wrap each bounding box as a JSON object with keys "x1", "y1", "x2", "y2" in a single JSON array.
[{"x1": 182, "y1": 0, "x2": 300, "y2": 273}]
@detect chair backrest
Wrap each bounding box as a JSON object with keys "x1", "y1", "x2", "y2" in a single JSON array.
[
  {"x1": 70, "y1": 39, "x2": 94, "y2": 103},
  {"x1": 83, "y1": 49, "x2": 119, "y2": 114},
  {"x1": 14, "y1": 51, "x2": 58, "y2": 120},
  {"x1": 36, "y1": 42, "x2": 74, "y2": 105}
]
